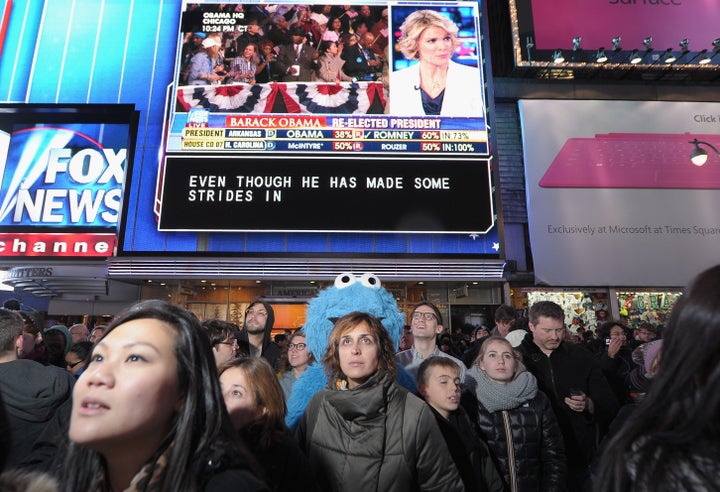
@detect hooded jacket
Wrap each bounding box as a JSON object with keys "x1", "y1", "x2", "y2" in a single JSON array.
[
  {"x1": 0, "y1": 358, "x2": 74, "y2": 468},
  {"x1": 237, "y1": 301, "x2": 281, "y2": 370}
]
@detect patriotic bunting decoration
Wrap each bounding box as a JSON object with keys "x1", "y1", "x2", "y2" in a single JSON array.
[{"x1": 177, "y1": 82, "x2": 386, "y2": 114}]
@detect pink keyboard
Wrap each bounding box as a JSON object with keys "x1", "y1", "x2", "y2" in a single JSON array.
[{"x1": 539, "y1": 133, "x2": 720, "y2": 189}]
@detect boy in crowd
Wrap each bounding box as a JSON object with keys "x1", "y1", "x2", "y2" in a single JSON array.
[{"x1": 417, "y1": 357, "x2": 503, "y2": 492}]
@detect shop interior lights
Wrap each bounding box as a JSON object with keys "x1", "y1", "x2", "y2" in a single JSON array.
[{"x1": 528, "y1": 31, "x2": 720, "y2": 68}]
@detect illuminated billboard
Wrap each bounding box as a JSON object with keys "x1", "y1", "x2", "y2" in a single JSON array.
[
  {"x1": 153, "y1": 1, "x2": 496, "y2": 237},
  {"x1": 169, "y1": 1, "x2": 487, "y2": 157},
  {"x1": 0, "y1": 104, "x2": 137, "y2": 257},
  {"x1": 511, "y1": 0, "x2": 720, "y2": 67}
]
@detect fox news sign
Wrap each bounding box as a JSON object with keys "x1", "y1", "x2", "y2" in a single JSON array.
[{"x1": 0, "y1": 104, "x2": 137, "y2": 257}]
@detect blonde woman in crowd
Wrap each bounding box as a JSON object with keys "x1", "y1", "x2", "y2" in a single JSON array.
[
  {"x1": 465, "y1": 336, "x2": 567, "y2": 491},
  {"x1": 390, "y1": 9, "x2": 483, "y2": 116}
]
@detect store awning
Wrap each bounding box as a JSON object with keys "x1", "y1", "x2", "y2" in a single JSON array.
[{"x1": 107, "y1": 257, "x2": 508, "y2": 282}]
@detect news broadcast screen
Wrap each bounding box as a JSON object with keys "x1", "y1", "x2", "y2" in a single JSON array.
[
  {"x1": 156, "y1": 1, "x2": 495, "y2": 235},
  {"x1": 0, "y1": 104, "x2": 137, "y2": 257},
  {"x1": 169, "y1": 0, "x2": 488, "y2": 156}
]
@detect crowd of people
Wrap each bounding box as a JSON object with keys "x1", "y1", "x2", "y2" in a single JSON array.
[
  {"x1": 180, "y1": 5, "x2": 388, "y2": 86},
  {"x1": 178, "y1": 4, "x2": 485, "y2": 116},
  {"x1": 1, "y1": 264, "x2": 719, "y2": 491}
]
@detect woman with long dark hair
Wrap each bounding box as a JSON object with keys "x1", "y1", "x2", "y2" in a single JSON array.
[
  {"x1": 61, "y1": 300, "x2": 267, "y2": 492},
  {"x1": 594, "y1": 264, "x2": 720, "y2": 491}
]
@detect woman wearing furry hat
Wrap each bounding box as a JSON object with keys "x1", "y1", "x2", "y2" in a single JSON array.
[{"x1": 297, "y1": 311, "x2": 463, "y2": 491}]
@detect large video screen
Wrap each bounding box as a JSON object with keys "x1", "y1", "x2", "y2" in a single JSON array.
[
  {"x1": 0, "y1": 104, "x2": 137, "y2": 257},
  {"x1": 169, "y1": 0, "x2": 488, "y2": 157},
  {"x1": 155, "y1": 0, "x2": 494, "y2": 236}
]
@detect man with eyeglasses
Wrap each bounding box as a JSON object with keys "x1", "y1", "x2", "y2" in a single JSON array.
[
  {"x1": 200, "y1": 319, "x2": 240, "y2": 371},
  {"x1": 237, "y1": 301, "x2": 282, "y2": 371},
  {"x1": 396, "y1": 302, "x2": 467, "y2": 384}
]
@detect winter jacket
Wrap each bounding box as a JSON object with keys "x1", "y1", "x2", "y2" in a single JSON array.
[
  {"x1": 240, "y1": 424, "x2": 317, "y2": 492},
  {"x1": 463, "y1": 390, "x2": 567, "y2": 491},
  {"x1": 518, "y1": 334, "x2": 619, "y2": 469},
  {"x1": 586, "y1": 341, "x2": 638, "y2": 404},
  {"x1": 0, "y1": 359, "x2": 74, "y2": 468},
  {"x1": 297, "y1": 370, "x2": 463, "y2": 492},
  {"x1": 429, "y1": 406, "x2": 504, "y2": 492}
]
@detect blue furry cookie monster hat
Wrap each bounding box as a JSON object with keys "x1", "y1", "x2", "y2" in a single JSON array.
[{"x1": 285, "y1": 273, "x2": 414, "y2": 428}]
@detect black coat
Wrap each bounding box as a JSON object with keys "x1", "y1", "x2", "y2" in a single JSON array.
[
  {"x1": 341, "y1": 43, "x2": 381, "y2": 80},
  {"x1": 241, "y1": 425, "x2": 318, "y2": 492},
  {"x1": 429, "y1": 406, "x2": 504, "y2": 492},
  {"x1": 463, "y1": 391, "x2": 567, "y2": 491},
  {"x1": 518, "y1": 335, "x2": 619, "y2": 469},
  {"x1": 594, "y1": 346, "x2": 638, "y2": 404}
]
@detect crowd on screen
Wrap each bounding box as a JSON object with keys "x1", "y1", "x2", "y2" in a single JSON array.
[
  {"x1": 1, "y1": 264, "x2": 719, "y2": 490},
  {"x1": 180, "y1": 4, "x2": 388, "y2": 86}
]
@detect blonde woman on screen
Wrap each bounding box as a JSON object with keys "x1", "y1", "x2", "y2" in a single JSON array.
[{"x1": 390, "y1": 9, "x2": 483, "y2": 117}]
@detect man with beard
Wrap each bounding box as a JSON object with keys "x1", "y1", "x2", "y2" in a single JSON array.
[
  {"x1": 236, "y1": 300, "x2": 281, "y2": 370},
  {"x1": 518, "y1": 300, "x2": 618, "y2": 492}
]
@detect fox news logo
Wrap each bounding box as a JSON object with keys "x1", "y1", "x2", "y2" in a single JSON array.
[{"x1": 0, "y1": 127, "x2": 127, "y2": 228}]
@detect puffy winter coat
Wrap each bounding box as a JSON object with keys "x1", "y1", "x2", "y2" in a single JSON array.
[
  {"x1": 297, "y1": 370, "x2": 463, "y2": 492},
  {"x1": 464, "y1": 391, "x2": 567, "y2": 491}
]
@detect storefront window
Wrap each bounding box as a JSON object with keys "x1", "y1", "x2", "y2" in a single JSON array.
[{"x1": 616, "y1": 291, "x2": 681, "y2": 328}]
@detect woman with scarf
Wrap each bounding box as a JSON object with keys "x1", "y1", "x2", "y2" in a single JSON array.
[
  {"x1": 297, "y1": 311, "x2": 463, "y2": 492},
  {"x1": 465, "y1": 337, "x2": 567, "y2": 492},
  {"x1": 60, "y1": 300, "x2": 267, "y2": 492}
]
